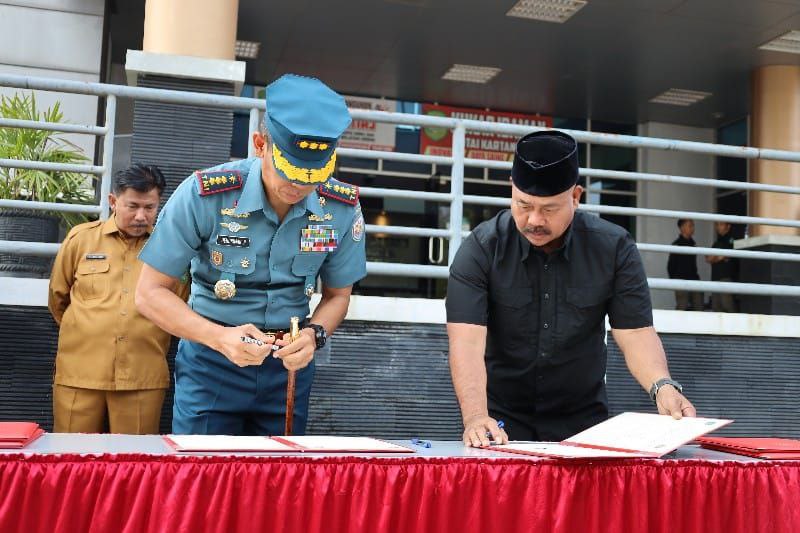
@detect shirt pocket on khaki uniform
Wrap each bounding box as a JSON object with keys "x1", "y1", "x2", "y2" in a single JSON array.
[{"x1": 75, "y1": 260, "x2": 111, "y2": 301}]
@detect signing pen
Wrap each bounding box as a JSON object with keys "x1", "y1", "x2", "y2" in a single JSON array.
[
  {"x1": 485, "y1": 420, "x2": 505, "y2": 439},
  {"x1": 411, "y1": 437, "x2": 432, "y2": 448},
  {"x1": 240, "y1": 336, "x2": 281, "y2": 351}
]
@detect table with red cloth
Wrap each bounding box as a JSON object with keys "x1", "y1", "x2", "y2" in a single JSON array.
[{"x1": 0, "y1": 434, "x2": 799, "y2": 533}]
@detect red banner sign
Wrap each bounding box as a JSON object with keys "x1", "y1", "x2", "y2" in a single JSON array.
[{"x1": 419, "y1": 104, "x2": 552, "y2": 161}]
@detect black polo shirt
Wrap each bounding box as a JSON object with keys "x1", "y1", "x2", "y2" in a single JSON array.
[
  {"x1": 667, "y1": 235, "x2": 700, "y2": 280},
  {"x1": 711, "y1": 233, "x2": 737, "y2": 281},
  {"x1": 446, "y1": 210, "x2": 653, "y2": 440}
]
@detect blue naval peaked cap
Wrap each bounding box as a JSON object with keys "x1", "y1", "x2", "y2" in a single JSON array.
[{"x1": 265, "y1": 74, "x2": 352, "y2": 185}]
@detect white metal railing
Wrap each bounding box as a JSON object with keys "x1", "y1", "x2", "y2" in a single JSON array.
[{"x1": 1, "y1": 73, "x2": 799, "y2": 298}]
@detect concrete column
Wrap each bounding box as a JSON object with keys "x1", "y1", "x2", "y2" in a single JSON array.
[
  {"x1": 750, "y1": 65, "x2": 800, "y2": 237},
  {"x1": 124, "y1": 0, "x2": 245, "y2": 203},
  {"x1": 143, "y1": 0, "x2": 239, "y2": 60}
]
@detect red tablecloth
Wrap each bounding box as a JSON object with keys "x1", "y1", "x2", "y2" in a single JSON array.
[{"x1": 1, "y1": 453, "x2": 799, "y2": 533}]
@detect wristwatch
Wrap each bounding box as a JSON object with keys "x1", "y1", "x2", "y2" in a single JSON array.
[
  {"x1": 649, "y1": 378, "x2": 683, "y2": 403},
  {"x1": 306, "y1": 323, "x2": 327, "y2": 349}
]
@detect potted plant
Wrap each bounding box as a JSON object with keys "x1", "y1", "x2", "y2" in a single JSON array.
[{"x1": 0, "y1": 92, "x2": 95, "y2": 278}]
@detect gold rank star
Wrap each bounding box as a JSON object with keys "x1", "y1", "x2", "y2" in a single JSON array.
[{"x1": 240, "y1": 258, "x2": 251, "y2": 268}]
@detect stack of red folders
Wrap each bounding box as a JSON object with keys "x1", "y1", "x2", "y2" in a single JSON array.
[
  {"x1": 0, "y1": 422, "x2": 44, "y2": 449},
  {"x1": 696, "y1": 436, "x2": 800, "y2": 459}
]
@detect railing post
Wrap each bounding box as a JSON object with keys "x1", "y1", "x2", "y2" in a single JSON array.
[
  {"x1": 448, "y1": 122, "x2": 466, "y2": 264},
  {"x1": 99, "y1": 95, "x2": 117, "y2": 220},
  {"x1": 248, "y1": 107, "x2": 260, "y2": 158}
]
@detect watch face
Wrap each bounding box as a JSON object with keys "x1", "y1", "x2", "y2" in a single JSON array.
[{"x1": 311, "y1": 324, "x2": 326, "y2": 348}]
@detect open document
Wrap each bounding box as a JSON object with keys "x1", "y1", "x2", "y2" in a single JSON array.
[
  {"x1": 488, "y1": 412, "x2": 732, "y2": 459},
  {"x1": 164, "y1": 434, "x2": 413, "y2": 453}
]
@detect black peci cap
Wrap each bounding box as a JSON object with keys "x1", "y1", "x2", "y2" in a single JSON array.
[{"x1": 511, "y1": 130, "x2": 579, "y2": 197}]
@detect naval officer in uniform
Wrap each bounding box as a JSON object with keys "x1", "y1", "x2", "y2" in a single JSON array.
[{"x1": 136, "y1": 74, "x2": 366, "y2": 435}]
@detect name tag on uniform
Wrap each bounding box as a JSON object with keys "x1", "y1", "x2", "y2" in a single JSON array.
[
  {"x1": 216, "y1": 235, "x2": 250, "y2": 248},
  {"x1": 85, "y1": 253, "x2": 106, "y2": 260},
  {"x1": 300, "y1": 224, "x2": 338, "y2": 252}
]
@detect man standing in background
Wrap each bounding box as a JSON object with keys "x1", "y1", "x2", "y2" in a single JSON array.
[
  {"x1": 706, "y1": 221, "x2": 738, "y2": 312},
  {"x1": 667, "y1": 218, "x2": 704, "y2": 311},
  {"x1": 48, "y1": 165, "x2": 187, "y2": 434}
]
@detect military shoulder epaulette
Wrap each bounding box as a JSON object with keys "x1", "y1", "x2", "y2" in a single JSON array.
[
  {"x1": 317, "y1": 178, "x2": 359, "y2": 206},
  {"x1": 196, "y1": 170, "x2": 243, "y2": 196}
]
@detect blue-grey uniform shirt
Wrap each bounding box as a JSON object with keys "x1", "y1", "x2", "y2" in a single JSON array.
[{"x1": 139, "y1": 158, "x2": 367, "y2": 329}]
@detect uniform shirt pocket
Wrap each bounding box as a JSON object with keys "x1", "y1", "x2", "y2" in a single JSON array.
[
  {"x1": 561, "y1": 284, "x2": 611, "y2": 346},
  {"x1": 75, "y1": 260, "x2": 111, "y2": 301},
  {"x1": 490, "y1": 286, "x2": 534, "y2": 309},
  {"x1": 209, "y1": 248, "x2": 257, "y2": 276},
  {"x1": 488, "y1": 286, "x2": 536, "y2": 352},
  {"x1": 291, "y1": 253, "x2": 326, "y2": 278},
  {"x1": 566, "y1": 285, "x2": 611, "y2": 309}
]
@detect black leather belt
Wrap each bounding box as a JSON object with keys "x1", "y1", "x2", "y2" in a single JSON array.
[{"x1": 193, "y1": 274, "x2": 303, "y2": 292}]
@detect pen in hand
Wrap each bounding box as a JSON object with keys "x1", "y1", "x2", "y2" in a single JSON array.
[
  {"x1": 240, "y1": 336, "x2": 280, "y2": 351},
  {"x1": 486, "y1": 420, "x2": 505, "y2": 441}
]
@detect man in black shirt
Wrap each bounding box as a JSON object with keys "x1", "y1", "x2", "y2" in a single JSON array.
[
  {"x1": 667, "y1": 219, "x2": 704, "y2": 311},
  {"x1": 446, "y1": 130, "x2": 695, "y2": 447},
  {"x1": 705, "y1": 221, "x2": 737, "y2": 312}
]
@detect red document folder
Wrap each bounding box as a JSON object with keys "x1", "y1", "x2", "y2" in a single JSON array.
[
  {"x1": 0, "y1": 422, "x2": 44, "y2": 449},
  {"x1": 696, "y1": 437, "x2": 800, "y2": 459}
]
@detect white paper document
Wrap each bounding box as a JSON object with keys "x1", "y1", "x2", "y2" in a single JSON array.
[
  {"x1": 491, "y1": 442, "x2": 651, "y2": 458},
  {"x1": 490, "y1": 412, "x2": 732, "y2": 459},
  {"x1": 165, "y1": 434, "x2": 297, "y2": 452},
  {"x1": 565, "y1": 412, "x2": 731, "y2": 455},
  {"x1": 164, "y1": 434, "x2": 414, "y2": 453},
  {"x1": 275, "y1": 435, "x2": 413, "y2": 453}
]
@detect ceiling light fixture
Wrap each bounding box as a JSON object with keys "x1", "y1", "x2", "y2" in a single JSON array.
[
  {"x1": 649, "y1": 88, "x2": 712, "y2": 107},
  {"x1": 235, "y1": 40, "x2": 261, "y2": 59},
  {"x1": 442, "y1": 64, "x2": 502, "y2": 84},
  {"x1": 759, "y1": 30, "x2": 800, "y2": 54},
  {"x1": 506, "y1": 0, "x2": 587, "y2": 24}
]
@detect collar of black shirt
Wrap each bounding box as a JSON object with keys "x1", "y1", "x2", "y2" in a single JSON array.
[{"x1": 519, "y1": 221, "x2": 574, "y2": 262}]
